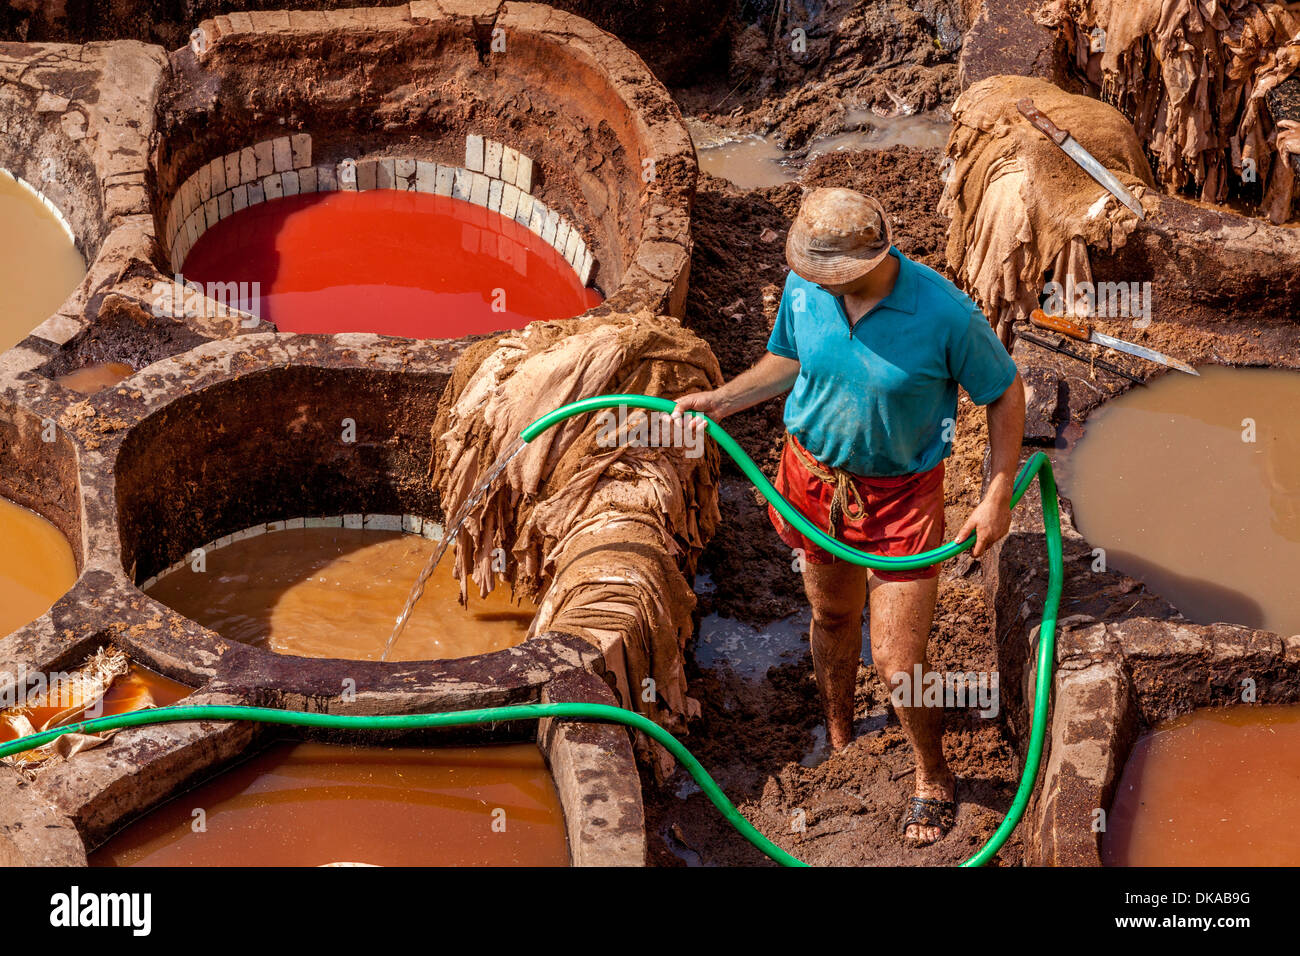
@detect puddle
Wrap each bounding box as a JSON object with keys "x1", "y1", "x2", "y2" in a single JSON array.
[
  {"x1": 54, "y1": 361, "x2": 135, "y2": 394},
  {"x1": 805, "y1": 110, "x2": 954, "y2": 157},
  {"x1": 1061, "y1": 366, "x2": 1300, "y2": 635},
  {"x1": 799, "y1": 712, "x2": 891, "y2": 768},
  {"x1": 89, "y1": 741, "x2": 568, "y2": 866},
  {"x1": 0, "y1": 170, "x2": 85, "y2": 352},
  {"x1": 146, "y1": 527, "x2": 536, "y2": 662},
  {"x1": 691, "y1": 127, "x2": 796, "y2": 189},
  {"x1": 0, "y1": 497, "x2": 77, "y2": 639},
  {"x1": 181, "y1": 190, "x2": 601, "y2": 337},
  {"x1": 693, "y1": 609, "x2": 811, "y2": 680},
  {"x1": 688, "y1": 111, "x2": 952, "y2": 191},
  {"x1": 1104, "y1": 704, "x2": 1300, "y2": 866}
]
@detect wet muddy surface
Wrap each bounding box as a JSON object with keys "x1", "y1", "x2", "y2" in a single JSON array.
[
  {"x1": 89, "y1": 741, "x2": 569, "y2": 867},
  {"x1": 647, "y1": 123, "x2": 1021, "y2": 865},
  {"x1": 689, "y1": 111, "x2": 952, "y2": 190},
  {"x1": 53, "y1": 361, "x2": 136, "y2": 395}
]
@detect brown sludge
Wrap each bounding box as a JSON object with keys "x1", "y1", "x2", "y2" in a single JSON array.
[
  {"x1": 146, "y1": 527, "x2": 535, "y2": 662},
  {"x1": 53, "y1": 362, "x2": 135, "y2": 394},
  {"x1": 939, "y1": 75, "x2": 1154, "y2": 345},
  {"x1": 1104, "y1": 705, "x2": 1300, "y2": 866},
  {"x1": 89, "y1": 741, "x2": 569, "y2": 867},
  {"x1": 429, "y1": 310, "x2": 722, "y2": 768}
]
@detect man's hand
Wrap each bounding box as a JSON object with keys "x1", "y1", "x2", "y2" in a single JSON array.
[
  {"x1": 669, "y1": 353, "x2": 801, "y2": 442},
  {"x1": 955, "y1": 490, "x2": 1012, "y2": 558},
  {"x1": 669, "y1": 390, "x2": 727, "y2": 443},
  {"x1": 960, "y1": 373, "x2": 1026, "y2": 558}
]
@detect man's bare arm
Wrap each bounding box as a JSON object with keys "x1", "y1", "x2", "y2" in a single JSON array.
[
  {"x1": 671, "y1": 352, "x2": 800, "y2": 425},
  {"x1": 956, "y1": 374, "x2": 1026, "y2": 557}
]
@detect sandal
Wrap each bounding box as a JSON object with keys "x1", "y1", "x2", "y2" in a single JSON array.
[{"x1": 900, "y1": 795, "x2": 957, "y2": 846}]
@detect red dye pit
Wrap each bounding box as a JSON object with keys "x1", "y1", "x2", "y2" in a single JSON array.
[{"x1": 182, "y1": 190, "x2": 601, "y2": 337}]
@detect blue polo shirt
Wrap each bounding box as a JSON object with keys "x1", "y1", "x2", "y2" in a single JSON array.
[{"x1": 766, "y1": 248, "x2": 1017, "y2": 477}]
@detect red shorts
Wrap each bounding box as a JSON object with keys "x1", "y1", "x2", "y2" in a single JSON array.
[{"x1": 767, "y1": 433, "x2": 945, "y2": 582}]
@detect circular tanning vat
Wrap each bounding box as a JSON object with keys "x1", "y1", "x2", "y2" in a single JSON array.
[
  {"x1": 142, "y1": 520, "x2": 538, "y2": 662},
  {"x1": 102, "y1": 335, "x2": 620, "y2": 712},
  {"x1": 90, "y1": 739, "x2": 572, "y2": 866},
  {"x1": 111, "y1": 339, "x2": 516, "y2": 663},
  {"x1": 1102, "y1": 703, "x2": 1300, "y2": 866},
  {"x1": 152, "y1": 4, "x2": 694, "y2": 334},
  {"x1": 1061, "y1": 366, "x2": 1300, "y2": 637},
  {"x1": 0, "y1": 395, "x2": 81, "y2": 641},
  {"x1": 0, "y1": 667, "x2": 644, "y2": 867},
  {"x1": 0, "y1": 170, "x2": 85, "y2": 354},
  {"x1": 0, "y1": 57, "x2": 105, "y2": 358},
  {"x1": 980, "y1": 356, "x2": 1300, "y2": 866},
  {"x1": 2, "y1": 3, "x2": 693, "y2": 393},
  {"x1": 178, "y1": 188, "x2": 602, "y2": 337}
]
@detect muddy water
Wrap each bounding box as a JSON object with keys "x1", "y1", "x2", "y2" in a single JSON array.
[
  {"x1": 693, "y1": 131, "x2": 795, "y2": 189},
  {"x1": 1104, "y1": 705, "x2": 1300, "y2": 866},
  {"x1": 54, "y1": 361, "x2": 134, "y2": 394},
  {"x1": 181, "y1": 190, "x2": 601, "y2": 337},
  {"x1": 89, "y1": 741, "x2": 569, "y2": 867},
  {"x1": 1062, "y1": 366, "x2": 1300, "y2": 635},
  {"x1": 146, "y1": 527, "x2": 535, "y2": 661},
  {"x1": 0, "y1": 497, "x2": 77, "y2": 638},
  {"x1": 0, "y1": 664, "x2": 191, "y2": 746},
  {"x1": 0, "y1": 171, "x2": 85, "y2": 352},
  {"x1": 689, "y1": 112, "x2": 952, "y2": 190}
]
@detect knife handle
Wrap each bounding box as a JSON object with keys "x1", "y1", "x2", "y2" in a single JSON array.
[
  {"x1": 1017, "y1": 98, "x2": 1070, "y2": 146},
  {"x1": 1030, "y1": 308, "x2": 1091, "y2": 341}
]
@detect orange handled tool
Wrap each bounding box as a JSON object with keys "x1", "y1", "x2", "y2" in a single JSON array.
[
  {"x1": 1029, "y1": 309, "x2": 1092, "y2": 340},
  {"x1": 1029, "y1": 309, "x2": 1198, "y2": 374}
]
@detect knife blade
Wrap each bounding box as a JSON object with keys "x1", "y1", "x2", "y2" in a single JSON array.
[
  {"x1": 1030, "y1": 309, "x2": 1198, "y2": 375},
  {"x1": 1017, "y1": 98, "x2": 1146, "y2": 221}
]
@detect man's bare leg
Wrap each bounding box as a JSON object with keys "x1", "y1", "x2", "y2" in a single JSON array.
[
  {"x1": 868, "y1": 573, "x2": 953, "y2": 845},
  {"x1": 804, "y1": 561, "x2": 869, "y2": 749}
]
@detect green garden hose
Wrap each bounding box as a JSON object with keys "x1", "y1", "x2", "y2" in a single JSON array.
[{"x1": 0, "y1": 393, "x2": 1063, "y2": 868}]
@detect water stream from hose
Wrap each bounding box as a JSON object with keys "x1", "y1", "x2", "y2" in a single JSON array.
[{"x1": 381, "y1": 436, "x2": 527, "y2": 662}]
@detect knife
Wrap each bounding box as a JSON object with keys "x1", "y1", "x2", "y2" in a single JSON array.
[
  {"x1": 1030, "y1": 309, "x2": 1198, "y2": 375},
  {"x1": 1017, "y1": 98, "x2": 1146, "y2": 221}
]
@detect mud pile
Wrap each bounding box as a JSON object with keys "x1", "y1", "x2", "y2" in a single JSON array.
[{"x1": 676, "y1": 0, "x2": 964, "y2": 150}]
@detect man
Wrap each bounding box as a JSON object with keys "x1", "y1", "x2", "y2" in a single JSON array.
[{"x1": 672, "y1": 187, "x2": 1024, "y2": 846}]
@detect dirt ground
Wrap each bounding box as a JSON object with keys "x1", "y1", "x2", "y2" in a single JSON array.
[
  {"x1": 648, "y1": 0, "x2": 1299, "y2": 861},
  {"x1": 674, "y1": 0, "x2": 964, "y2": 148},
  {"x1": 645, "y1": 144, "x2": 1021, "y2": 865},
  {"x1": 647, "y1": 0, "x2": 1025, "y2": 860}
]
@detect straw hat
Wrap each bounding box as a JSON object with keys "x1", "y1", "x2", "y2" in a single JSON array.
[{"x1": 785, "y1": 187, "x2": 893, "y2": 286}]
